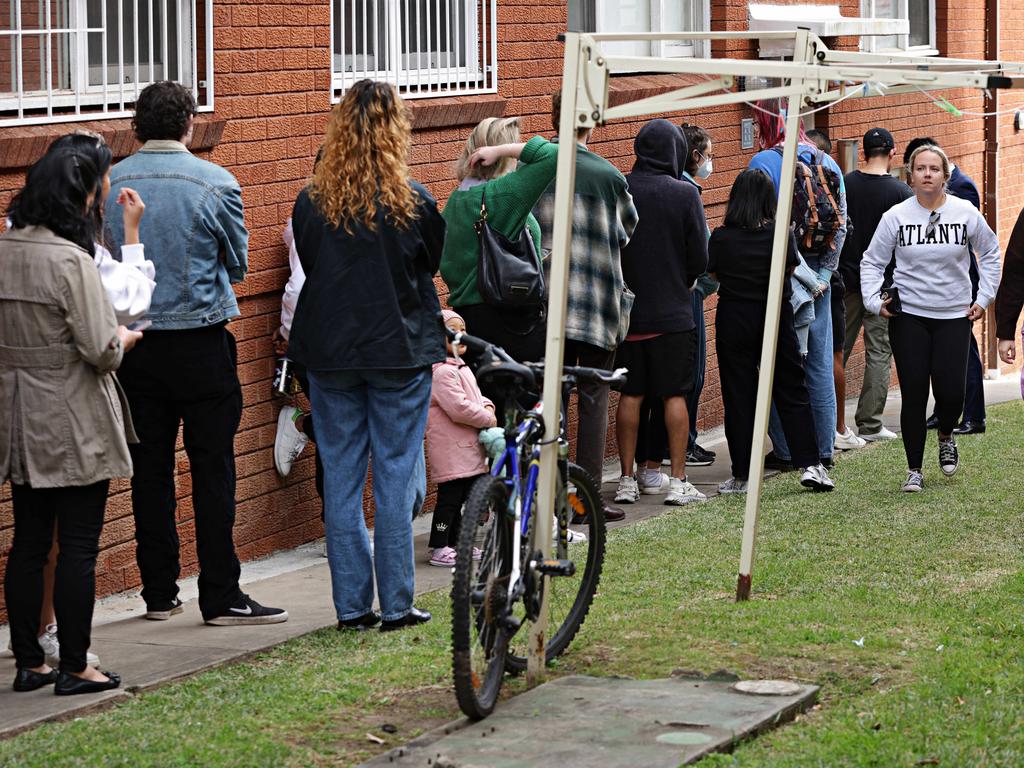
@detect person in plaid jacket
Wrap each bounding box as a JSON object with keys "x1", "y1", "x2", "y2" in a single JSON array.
[{"x1": 534, "y1": 90, "x2": 639, "y2": 521}]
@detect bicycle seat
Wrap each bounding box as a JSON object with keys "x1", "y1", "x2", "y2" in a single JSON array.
[{"x1": 475, "y1": 358, "x2": 536, "y2": 392}]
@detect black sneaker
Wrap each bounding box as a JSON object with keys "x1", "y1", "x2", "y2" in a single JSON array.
[
  {"x1": 926, "y1": 414, "x2": 939, "y2": 430},
  {"x1": 763, "y1": 451, "x2": 794, "y2": 472},
  {"x1": 144, "y1": 598, "x2": 184, "y2": 621},
  {"x1": 686, "y1": 444, "x2": 716, "y2": 467},
  {"x1": 204, "y1": 594, "x2": 289, "y2": 626},
  {"x1": 938, "y1": 438, "x2": 959, "y2": 477},
  {"x1": 380, "y1": 606, "x2": 432, "y2": 632},
  {"x1": 338, "y1": 611, "x2": 381, "y2": 631}
]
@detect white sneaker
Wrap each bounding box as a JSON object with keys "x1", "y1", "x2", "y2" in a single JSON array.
[
  {"x1": 718, "y1": 477, "x2": 748, "y2": 494},
  {"x1": 553, "y1": 518, "x2": 588, "y2": 544},
  {"x1": 834, "y1": 428, "x2": 867, "y2": 451},
  {"x1": 860, "y1": 426, "x2": 897, "y2": 442},
  {"x1": 274, "y1": 407, "x2": 309, "y2": 477},
  {"x1": 37, "y1": 624, "x2": 100, "y2": 667},
  {"x1": 665, "y1": 477, "x2": 707, "y2": 505},
  {"x1": 614, "y1": 475, "x2": 639, "y2": 504},
  {"x1": 638, "y1": 469, "x2": 670, "y2": 494},
  {"x1": 800, "y1": 464, "x2": 836, "y2": 492}
]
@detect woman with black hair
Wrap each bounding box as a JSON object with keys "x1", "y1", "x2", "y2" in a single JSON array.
[
  {"x1": 0, "y1": 144, "x2": 139, "y2": 694},
  {"x1": 708, "y1": 169, "x2": 834, "y2": 494}
]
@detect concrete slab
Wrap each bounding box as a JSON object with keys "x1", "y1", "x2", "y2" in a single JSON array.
[{"x1": 361, "y1": 675, "x2": 819, "y2": 767}]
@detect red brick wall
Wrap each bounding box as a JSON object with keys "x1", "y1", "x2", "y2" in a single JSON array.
[{"x1": 3, "y1": 0, "x2": 1023, "y2": 621}]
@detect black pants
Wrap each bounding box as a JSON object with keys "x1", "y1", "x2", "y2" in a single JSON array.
[
  {"x1": 118, "y1": 325, "x2": 244, "y2": 620},
  {"x1": 716, "y1": 299, "x2": 819, "y2": 480},
  {"x1": 5, "y1": 481, "x2": 108, "y2": 673},
  {"x1": 428, "y1": 475, "x2": 482, "y2": 549},
  {"x1": 890, "y1": 312, "x2": 971, "y2": 470},
  {"x1": 293, "y1": 367, "x2": 325, "y2": 515}
]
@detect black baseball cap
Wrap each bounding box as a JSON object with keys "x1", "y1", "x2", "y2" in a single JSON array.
[{"x1": 863, "y1": 127, "x2": 895, "y2": 151}]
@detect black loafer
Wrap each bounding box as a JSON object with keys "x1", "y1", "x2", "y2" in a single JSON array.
[
  {"x1": 13, "y1": 668, "x2": 58, "y2": 692},
  {"x1": 54, "y1": 670, "x2": 121, "y2": 696},
  {"x1": 380, "y1": 607, "x2": 432, "y2": 632},
  {"x1": 953, "y1": 420, "x2": 985, "y2": 435},
  {"x1": 926, "y1": 414, "x2": 939, "y2": 430},
  {"x1": 763, "y1": 451, "x2": 794, "y2": 472},
  {"x1": 337, "y1": 611, "x2": 381, "y2": 631}
]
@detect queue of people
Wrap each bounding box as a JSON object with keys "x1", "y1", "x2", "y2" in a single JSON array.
[{"x1": 1, "y1": 77, "x2": 1014, "y2": 696}]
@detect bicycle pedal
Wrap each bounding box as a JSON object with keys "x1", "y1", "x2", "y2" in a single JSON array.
[{"x1": 535, "y1": 559, "x2": 576, "y2": 578}]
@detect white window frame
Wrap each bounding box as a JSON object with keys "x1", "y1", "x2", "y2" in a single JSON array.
[
  {"x1": 584, "y1": 0, "x2": 711, "y2": 61},
  {"x1": 1, "y1": 0, "x2": 214, "y2": 127},
  {"x1": 860, "y1": 0, "x2": 937, "y2": 55},
  {"x1": 330, "y1": 0, "x2": 497, "y2": 102}
]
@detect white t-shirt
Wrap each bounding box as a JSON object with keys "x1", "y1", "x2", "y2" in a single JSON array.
[{"x1": 860, "y1": 195, "x2": 1001, "y2": 319}]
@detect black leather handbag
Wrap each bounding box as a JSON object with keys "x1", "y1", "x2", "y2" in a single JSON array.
[{"x1": 475, "y1": 189, "x2": 546, "y2": 308}]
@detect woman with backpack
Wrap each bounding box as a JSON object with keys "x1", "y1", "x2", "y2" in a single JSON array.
[
  {"x1": 440, "y1": 117, "x2": 558, "y2": 365},
  {"x1": 748, "y1": 101, "x2": 847, "y2": 473},
  {"x1": 861, "y1": 144, "x2": 1000, "y2": 492}
]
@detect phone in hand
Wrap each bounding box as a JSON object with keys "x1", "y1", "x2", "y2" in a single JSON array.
[{"x1": 880, "y1": 285, "x2": 901, "y2": 316}]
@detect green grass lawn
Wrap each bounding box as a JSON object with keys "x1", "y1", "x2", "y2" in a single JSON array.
[{"x1": 3, "y1": 403, "x2": 1023, "y2": 767}]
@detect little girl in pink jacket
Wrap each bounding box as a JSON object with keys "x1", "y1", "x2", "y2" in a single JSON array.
[{"x1": 426, "y1": 310, "x2": 497, "y2": 567}]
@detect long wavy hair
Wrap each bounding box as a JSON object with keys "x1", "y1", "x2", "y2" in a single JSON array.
[
  {"x1": 8, "y1": 142, "x2": 107, "y2": 255},
  {"x1": 309, "y1": 80, "x2": 418, "y2": 234}
]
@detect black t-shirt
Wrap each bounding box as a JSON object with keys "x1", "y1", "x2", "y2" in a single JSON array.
[
  {"x1": 707, "y1": 225, "x2": 800, "y2": 302},
  {"x1": 839, "y1": 170, "x2": 913, "y2": 292}
]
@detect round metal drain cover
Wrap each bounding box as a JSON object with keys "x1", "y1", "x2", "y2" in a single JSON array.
[
  {"x1": 732, "y1": 680, "x2": 803, "y2": 696},
  {"x1": 656, "y1": 731, "x2": 714, "y2": 746}
]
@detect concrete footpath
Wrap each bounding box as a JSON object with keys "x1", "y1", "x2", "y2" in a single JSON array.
[{"x1": 0, "y1": 375, "x2": 1019, "y2": 738}]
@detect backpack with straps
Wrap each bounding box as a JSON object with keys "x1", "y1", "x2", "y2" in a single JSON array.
[{"x1": 772, "y1": 146, "x2": 845, "y2": 257}]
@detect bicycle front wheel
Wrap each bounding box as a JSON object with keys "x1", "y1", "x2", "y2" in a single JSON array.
[
  {"x1": 506, "y1": 462, "x2": 606, "y2": 673},
  {"x1": 451, "y1": 474, "x2": 514, "y2": 719}
]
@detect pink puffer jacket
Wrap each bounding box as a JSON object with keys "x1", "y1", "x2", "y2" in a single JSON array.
[{"x1": 426, "y1": 358, "x2": 495, "y2": 483}]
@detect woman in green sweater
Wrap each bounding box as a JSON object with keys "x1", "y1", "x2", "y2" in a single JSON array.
[{"x1": 441, "y1": 117, "x2": 558, "y2": 363}]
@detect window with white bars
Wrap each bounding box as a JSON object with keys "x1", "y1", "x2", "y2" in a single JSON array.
[
  {"x1": 861, "y1": 0, "x2": 937, "y2": 53},
  {"x1": 331, "y1": 0, "x2": 497, "y2": 100},
  {"x1": 571, "y1": 0, "x2": 711, "y2": 60},
  {"x1": 0, "y1": 0, "x2": 213, "y2": 127}
]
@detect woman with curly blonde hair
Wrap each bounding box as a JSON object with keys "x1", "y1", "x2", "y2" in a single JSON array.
[{"x1": 288, "y1": 79, "x2": 446, "y2": 632}]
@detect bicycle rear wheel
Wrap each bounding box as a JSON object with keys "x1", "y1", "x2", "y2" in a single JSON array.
[
  {"x1": 506, "y1": 462, "x2": 606, "y2": 672},
  {"x1": 451, "y1": 474, "x2": 514, "y2": 719}
]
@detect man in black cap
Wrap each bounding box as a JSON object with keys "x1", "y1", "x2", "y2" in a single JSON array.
[{"x1": 838, "y1": 127, "x2": 913, "y2": 443}]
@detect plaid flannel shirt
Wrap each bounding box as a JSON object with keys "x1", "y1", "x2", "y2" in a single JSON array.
[{"x1": 534, "y1": 144, "x2": 639, "y2": 351}]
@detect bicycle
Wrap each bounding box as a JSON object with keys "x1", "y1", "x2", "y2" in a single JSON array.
[{"x1": 448, "y1": 330, "x2": 627, "y2": 720}]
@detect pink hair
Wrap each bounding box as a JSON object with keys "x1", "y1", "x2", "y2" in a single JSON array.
[{"x1": 754, "y1": 99, "x2": 811, "y2": 149}]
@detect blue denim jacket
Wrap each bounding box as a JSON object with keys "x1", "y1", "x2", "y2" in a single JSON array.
[{"x1": 106, "y1": 141, "x2": 248, "y2": 329}]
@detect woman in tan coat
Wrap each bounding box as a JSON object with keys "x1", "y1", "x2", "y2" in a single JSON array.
[{"x1": 1, "y1": 143, "x2": 140, "y2": 694}]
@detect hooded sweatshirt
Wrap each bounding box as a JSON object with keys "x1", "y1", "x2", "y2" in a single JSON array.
[{"x1": 620, "y1": 119, "x2": 709, "y2": 335}]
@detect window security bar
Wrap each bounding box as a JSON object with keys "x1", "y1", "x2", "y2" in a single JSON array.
[
  {"x1": 331, "y1": 0, "x2": 497, "y2": 100},
  {"x1": 1, "y1": 0, "x2": 213, "y2": 126}
]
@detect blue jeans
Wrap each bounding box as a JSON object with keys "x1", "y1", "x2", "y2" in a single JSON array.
[
  {"x1": 687, "y1": 290, "x2": 706, "y2": 449},
  {"x1": 769, "y1": 279, "x2": 836, "y2": 463},
  {"x1": 308, "y1": 367, "x2": 431, "y2": 622}
]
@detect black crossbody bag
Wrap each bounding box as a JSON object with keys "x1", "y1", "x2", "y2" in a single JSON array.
[{"x1": 475, "y1": 188, "x2": 546, "y2": 308}]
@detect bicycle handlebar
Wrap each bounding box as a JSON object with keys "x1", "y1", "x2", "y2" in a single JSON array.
[{"x1": 445, "y1": 327, "x2": 628, "y2": 388}]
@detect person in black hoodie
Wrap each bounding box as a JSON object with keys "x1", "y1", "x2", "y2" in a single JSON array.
[{"x1": 614, "y1": 119, "x2": 708, "y2": 507}]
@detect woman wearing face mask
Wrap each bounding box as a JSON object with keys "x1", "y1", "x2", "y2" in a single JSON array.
[{"x1": 861, "y1": 144, "x2": 1000, "y2": 492}]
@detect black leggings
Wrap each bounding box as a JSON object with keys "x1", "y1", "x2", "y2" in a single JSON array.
[
  {"x1": 428, "y1": 475, "x2": 482, "y2": 549},
  {"x1": 716, "y1": 299, "x2": 819, "y2": 479},
  {"x1": 889, "y1": 312, "x2": 971, "y2": 470},
  {"x1": 5, "y1": 481, "x2": 108, "y2": 673}
]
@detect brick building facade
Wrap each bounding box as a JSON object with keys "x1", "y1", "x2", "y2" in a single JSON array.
[{"x1": 1, "y1": 0, "x2": 1022, "y2": 618}]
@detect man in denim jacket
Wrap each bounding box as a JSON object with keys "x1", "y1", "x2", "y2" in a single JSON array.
[{"x1": 107, "y1": 82, "x2": 287, "y2": 626}]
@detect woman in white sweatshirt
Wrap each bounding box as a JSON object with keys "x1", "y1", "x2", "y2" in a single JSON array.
[{"x1": 861, "y1": 144, "x2": 1001, "y2": 492}]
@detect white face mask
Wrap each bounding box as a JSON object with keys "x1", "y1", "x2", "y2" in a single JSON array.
[{"x1": 695, "y1": 152, "x2": 713, "y2": 179}]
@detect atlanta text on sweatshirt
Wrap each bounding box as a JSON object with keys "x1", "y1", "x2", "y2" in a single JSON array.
[{"x1": 860, "y1": 195, "x2": 1001, "y2": 320}]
